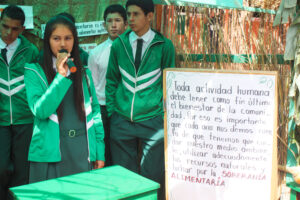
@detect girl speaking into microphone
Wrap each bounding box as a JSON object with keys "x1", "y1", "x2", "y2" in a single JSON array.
[{"x1": 24, "y1": 15, "x2": 105, "y2": 183}]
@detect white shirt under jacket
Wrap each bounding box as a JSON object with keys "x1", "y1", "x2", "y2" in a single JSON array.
[
  {"x1": 0, "y1": 38, "x2": 20, "y2": 64},
  {"x1": 88, "y1": 38, "x2": 113, "y2": 105}
]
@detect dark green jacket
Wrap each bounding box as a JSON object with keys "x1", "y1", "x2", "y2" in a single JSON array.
[
  {"x1": 24, "y1": 63, "x2": 105, "y2": 162},
  {"x1": 106, "y1": 29, "x2": 175, "y2": 122},
  {"x1": 0, "y1": 35, "x2": 39, "y2": 125}
]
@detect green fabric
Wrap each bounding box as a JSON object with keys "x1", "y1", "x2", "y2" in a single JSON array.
[
  {"x1": 79, "y1": 47, "x2": 89, "y2": 66},
  {"x1": 178, "y1": 54, "x2": 289, "y2": 64},
  {"x1": 29, "y1": 130, "x2": 91, "y2": 183},
  {"x1": 106, "y1": 29, "x2": 175, "y2": 122},
  {"x1": 24, "y1": 63, "x2": 105, "y2": 162},
  {"x1": 154, "y1": 0, "x2": 243, "y2": 9},
  {"x1": 10, "y1": 165, "x2": 159, "y2": 200},
  {"x1": 0, "y1": 35, "x2": 39, "y2": 126},
  {"x1": 154, "y1": 0, "x2": 276, "y2": 14},
  {"x1": 60, "y1": 82, "x2": 85, "y2": 130}
]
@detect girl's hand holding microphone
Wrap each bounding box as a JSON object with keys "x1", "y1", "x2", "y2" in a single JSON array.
[{"x1": 56, "y1": 50, "x2": 70, "y2": 77}]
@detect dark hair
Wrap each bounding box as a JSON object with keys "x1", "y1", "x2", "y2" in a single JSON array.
[
  {"x1": 104, "y1": 4, "x2": 127, "y2": 22},
  {"x1": 126, "y1": 0, "x2": 154, "y2": 15},
  {"x1": 0, "y1": 5, "x2": 25, "y2": 25},
  {"x1": 57, "y1": 12, "x2": 76, "y2": 24},
  {"x1": 41, "y1": 15, "x2": 85, "y2": 121}
]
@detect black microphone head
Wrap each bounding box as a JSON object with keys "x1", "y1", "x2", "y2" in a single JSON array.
[{"x1": 59, "y1": 49, "x2": 68, "y2": 53}]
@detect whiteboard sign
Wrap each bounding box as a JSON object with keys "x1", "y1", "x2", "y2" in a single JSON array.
[{"x1": 164, "y1": 69, "x2": 278, "y2": 200}]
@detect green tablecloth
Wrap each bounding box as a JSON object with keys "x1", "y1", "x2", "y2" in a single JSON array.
[{"x1": 9, "y1": 165, "x2": 160, "y2": 200}]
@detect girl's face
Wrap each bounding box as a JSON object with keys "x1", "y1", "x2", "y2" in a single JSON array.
[{"x1": 49, "y1": 24, "x2": 74, "y2": 57}]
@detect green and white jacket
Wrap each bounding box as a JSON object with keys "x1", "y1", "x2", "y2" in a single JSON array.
[
  {"x1": 24, "y1": 63, "x2": 105, "y2": 162},
  {"x1": 0, "y1": 35, "x2": 38, "y2": 125},
  {"x1": 106, "y1": 29, "x2": 175, "y2": 122}
]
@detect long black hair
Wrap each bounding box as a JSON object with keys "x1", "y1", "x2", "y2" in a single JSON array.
[{"x1": 41, "y1": 15, "x2": 85, "y2": 121}]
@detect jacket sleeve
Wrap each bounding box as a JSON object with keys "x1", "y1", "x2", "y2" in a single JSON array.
[
  {"x1": 86, "y1": 69, "x2": 105, "y2": 161},
  {"x1": 105, "y1": 43, "x2": 121, "y2": 117},
  {"x1": 30, "y1": 44, "x2": 39, "y2": 63},
  {"x1": 24, "y1": 63, "x2": 72, "y2": 119},
  {"x1": 162, "y1": 38, "x2": 176, "y2": 69}
]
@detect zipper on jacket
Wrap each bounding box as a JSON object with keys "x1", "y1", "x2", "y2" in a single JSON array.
[
  {"x1": 7, "y1": 66, "x2": 13, "y2": 124},
  {"x1": 119, "y1": 37, "x2": 164, "y2": 121},
  {"x1": 5, "y1": 46, "x2": 29, "y2": 124},
  {"x1": 9, "y1": 47, "x2": 29, "y2": 66},
  {"x1": 119, "y1": 38, "x2": 137, "y2": 122}
]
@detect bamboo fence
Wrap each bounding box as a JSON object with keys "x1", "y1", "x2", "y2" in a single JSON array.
[{"x1": 153, "y1": 3, "x2": 290, "y2": 197}]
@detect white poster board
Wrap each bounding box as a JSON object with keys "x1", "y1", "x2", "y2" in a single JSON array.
[{"x1": 164, "y1": 69, "x2": 278, "y2": 200}]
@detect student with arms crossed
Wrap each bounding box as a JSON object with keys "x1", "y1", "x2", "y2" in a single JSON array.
[
  {"x1": 105, "y1": 0, "x2": 175, "y2": 198},
  {"x1": 0, "y1": 5, "x2": 38, "y2": 199},
  {"x1": 24, "y1": 15, "x2": 105, "y2": 183},
  {"x1": 88, "y1": 4, "x2": 127, "y2": 166}
]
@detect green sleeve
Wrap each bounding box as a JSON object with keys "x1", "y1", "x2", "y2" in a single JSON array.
[
  {"x1": 24, "y1": 63, "x2": 72, "y2": 119},
  {"x1": 31, "y1": 44, "x2": 39, "y2": 63},
  {"x1": 105, "y1": 43, "x2": 121, "y2": 117},
  {"x1": 162, "y1": 38, "x2": 176, "y2": 69},
  {"x1": 86, "y1": 69, "x2": 105, "y2": 161}
]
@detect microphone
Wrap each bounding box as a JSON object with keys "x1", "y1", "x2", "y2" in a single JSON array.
[{"x1": 58, "y1": 49, "x2": 77, "y2": 73}]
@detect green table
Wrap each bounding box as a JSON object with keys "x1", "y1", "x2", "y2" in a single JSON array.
[{"x1": 9, "y1": 165, "x2": 160, "y2": 200}]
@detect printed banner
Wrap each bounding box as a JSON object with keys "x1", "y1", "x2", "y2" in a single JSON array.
[
  {"x1": 41, "y1": 21, "x2": 107, "y2": 38},
  {"x1": 79, "y1": 43, "x2": 97, "y2": 54}
]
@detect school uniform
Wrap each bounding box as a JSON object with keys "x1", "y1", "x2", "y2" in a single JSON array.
[
  {"x1": 106, "y1": 28, "x2": 175, "y2": 197},
  {"x1": 0, "y1": 35, "x2": 38, "y2": 199},
  {"x1": 24, "y1": 62, "x2": 105, "y2": 182}
]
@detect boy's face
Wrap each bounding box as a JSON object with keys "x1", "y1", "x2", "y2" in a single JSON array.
[
  {"x1": 0, "y1": 15, "x2": 25, "y2": 45},
  {"x1": 104, "y1": 12, "x2": 127, "y2": 40},
  {"x1": 127, "y1": 5, "x2": 153, "y2": 37}
]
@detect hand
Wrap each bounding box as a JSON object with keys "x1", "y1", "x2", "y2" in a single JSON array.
[
  {"x1": 56, "y1": 52, "x2": 69, "y2": 77},
  {"x1": 93, "y1": 160, "x2": 105, "y2": 169}
]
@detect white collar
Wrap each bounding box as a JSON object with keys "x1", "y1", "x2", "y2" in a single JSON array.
[
  {"x1": 129, "y1": 28, "x2": 154, "y2": 43},
  {"x1": 0, "y1": 37, "x2": 20, "y2": 50},
  {"x1": 107, "y1": 38, "x2": 113, "y2": 44}
]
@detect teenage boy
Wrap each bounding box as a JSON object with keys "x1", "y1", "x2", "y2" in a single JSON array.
[
  {"x1": 88, "y1": 4, "x2": 127, "y2": 166},
  {"x1": 0, "y1": 5, "x2": 38, "y2": 199},
  {"x1": 105, "y1": 0, "x2": 175, "y2": 198}
]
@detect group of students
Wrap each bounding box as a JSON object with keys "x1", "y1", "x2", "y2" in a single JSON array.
[{"x1": 0, "y1": 0, "x2": 175, "y2": 199}]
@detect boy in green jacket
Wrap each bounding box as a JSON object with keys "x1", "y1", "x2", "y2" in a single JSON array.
[
  {"x1": 0, "y1": 5, "x2": 38, "y2": 199},
  {"x1": 105, "y1": 0, "x2": 175, "y2": 199}
]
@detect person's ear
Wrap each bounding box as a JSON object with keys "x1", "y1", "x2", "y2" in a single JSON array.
[{"x1": 147, "y1": 12, "x2": 154, "y2": 23}]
